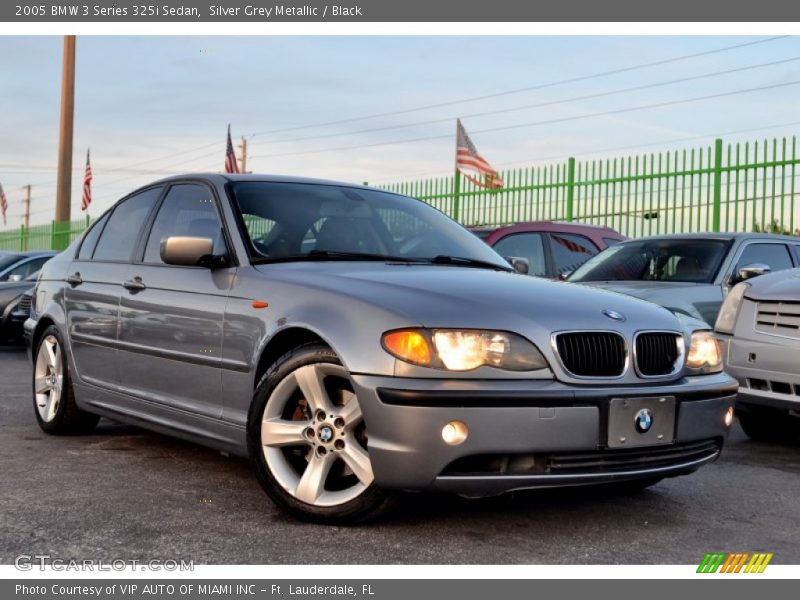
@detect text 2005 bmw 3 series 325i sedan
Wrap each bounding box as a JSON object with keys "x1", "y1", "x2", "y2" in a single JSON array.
[{"x1": 25, "y1": 174, "x2": 738, "y2": 523}]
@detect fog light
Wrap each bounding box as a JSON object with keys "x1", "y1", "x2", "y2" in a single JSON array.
[
  {"x1": 441, "y1": 421, "x2": 468, "y2": 445},
  {"x1": 724, "y1": 406, "x2": 735, "y2": 427}
]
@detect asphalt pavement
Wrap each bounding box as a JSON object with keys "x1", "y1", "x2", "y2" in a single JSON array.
[{"x1": 1, "y1": 346, "x2": 799, "y2": 564}]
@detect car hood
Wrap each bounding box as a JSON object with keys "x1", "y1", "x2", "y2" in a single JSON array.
[
  {"x1": 257, "y1": 262, "x2": 684, "y2": 334},
  {"x1": 745, "y1": 268, "x2": 800, "y2": 301},
  {"x1": 0, "y1": 281, "x2": 33, "y2": 305}
]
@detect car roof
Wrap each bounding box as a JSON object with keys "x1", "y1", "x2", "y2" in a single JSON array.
[
  {"x1": 615, "y1": 232, "x2": 800, "y2": 243},
  {"x1": 149, "y1": 172, "x2": 375, "y2": 190}
]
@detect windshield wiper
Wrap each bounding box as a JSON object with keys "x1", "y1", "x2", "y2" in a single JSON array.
[
  {"x1": 251, "y1": 251, "x2": 426, "y2": 264},
  {"x1": 429, "y1": 255, "x2": 512, "y2": 271}
]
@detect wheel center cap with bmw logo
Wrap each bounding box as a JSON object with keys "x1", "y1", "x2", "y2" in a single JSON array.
[
  {"x1": 318, "y1": 425, "x2": 334, "y2": 443},
  {"x1": 634, "y1": 408, "x2": 653, "y2": 433}
]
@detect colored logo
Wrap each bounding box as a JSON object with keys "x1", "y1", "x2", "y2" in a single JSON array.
[
  {"x1": 602, "y1": 309, "x2": 626, "y2": 322},
  {"x1": 318, "y1": 425, "x2": 333, "y2": 443},
  {"x1": 697, "y1": 552, "x2": 773, "y2": 573},
  {"x1": 634, "y1": 408, "x2": 653, "y2": 433}
]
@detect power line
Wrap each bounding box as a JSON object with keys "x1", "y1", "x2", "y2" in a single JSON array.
[
  {"x1": 249, "y1": 79, "x2": 800, "y2": 160},
  {"x1": 244, "y1": 36, "x2": 788, "y2": 138},
  {"x1": 250, "y1": 55, "x2": 800, "y2": 147}
]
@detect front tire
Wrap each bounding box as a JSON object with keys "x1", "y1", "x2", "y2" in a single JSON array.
[
  {"x1": 33, "y1": 326, "x2": 99, "y2": 435},
  {"x1": 738, "y1": 405, "x2": 799, "y2": 443},
  {"x1": 247, "y1": 343, "x2": 393, "y2": 524}
]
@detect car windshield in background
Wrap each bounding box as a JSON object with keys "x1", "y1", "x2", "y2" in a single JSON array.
[
  {"x1": 0, "y1": 254, "x2": 22, "y2": 272},
  {"x1": 569, "y1": 239, "x2": 729, "y2": 283},
  {"x1": 229, "y1": 182, "x2": 511, "y2": 269}
]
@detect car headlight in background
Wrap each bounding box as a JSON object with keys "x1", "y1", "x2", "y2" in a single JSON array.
[
  {"x1": 715, "y1": 282, "x2": 750, "y2": 334},
  {"x1": 685, "y1": 330, "x2": 723, "y2": 373},
  {"x1": 382, "y1": 329, "x2": 549, "y2": 372}
]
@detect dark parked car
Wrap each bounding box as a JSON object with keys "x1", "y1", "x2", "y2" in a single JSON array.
[
  {"x1": 715, "y1": 268, "x2": 800, "y2": 442},
  {"x1": 0, "y1": 250, "x2": 56, "y2": 282},
  {"x1": 27, "y1": 174, "x2": 736, "y2": 523},
  {"x1": 569, "y1": 233, "x2": 800, "y2": 325},
  {"x1": 471, "y1": 221, "x2": 624, "y2": 278},
  {"x1": 0, "y1": 266, "x2": 51, "y2": 343}
]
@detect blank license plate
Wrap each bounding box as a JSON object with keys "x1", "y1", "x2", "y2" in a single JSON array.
[{"x1": 607, "y1": 396, "x2": 676, "y2": 449}]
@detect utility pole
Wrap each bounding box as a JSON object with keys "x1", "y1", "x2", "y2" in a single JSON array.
[
  {"x1": 238, "y1": 136, "x2": 248, "y2": 173},
  {"x1": 22, "y1": 185, "x2": 31, "y2": 228},
  {"x1": 55, "y1": 35, "x2": 76, "y2": 225}
]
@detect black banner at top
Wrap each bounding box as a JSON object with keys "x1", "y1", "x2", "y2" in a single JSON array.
[{"x1": 3, "y1": 0, "x2": 800, "y2": 22}]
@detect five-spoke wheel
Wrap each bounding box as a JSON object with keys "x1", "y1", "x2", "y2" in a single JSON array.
[{"x1": 249, "y1": 343, "x2": 392, "y2": 523}]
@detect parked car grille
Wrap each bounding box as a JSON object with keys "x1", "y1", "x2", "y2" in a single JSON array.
[
  {"x1": 755, "y1": 301, "x2": 800, "y2": 338},
  {"x1": 635, "y1": 332, "x2": 682, "y2": 376},
  {"x1": 17, "y1": 293, "x2": 32, "y2": 314},
  {"x1": 554, "y1": 332, "x2": 626, "y2": 377},
  {"x1": 441, "y1": 439, "x2": 722, "y2": 476}
]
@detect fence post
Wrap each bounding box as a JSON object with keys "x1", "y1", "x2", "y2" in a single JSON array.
[
  {"x1": 452, "y1": 170, "x2": 461, "y2": 223},
  {"x1": 49, "y1": 220, "x2": 57, "y2": 250},
  {"x1": 19, "y1": 224, "x2": 26, "y2": 252},
  {"x1": 565, "y1": 157, "x2": 576, "y2": 222},
  {"x1": 712, "y1": 138, "x2": 723, "y2": 232}
]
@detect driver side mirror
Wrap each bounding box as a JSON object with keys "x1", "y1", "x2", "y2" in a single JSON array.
[
  {"x1": 7, "y1": 274, "x2": 23, "y2": 283},
  {"x1": 506, "y1": 256, "x2": 529, "y2": 275},
  {"x1": 160, "y1": 236, "x2": 227, "y2": 268},
  {"x1": 732, "y1": 262, "x2": 771, "y2": 285}
]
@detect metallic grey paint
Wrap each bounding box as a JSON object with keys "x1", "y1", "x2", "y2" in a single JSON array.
[{"x1": 27, "y1": 174, "x2": 737, "y2": 495}]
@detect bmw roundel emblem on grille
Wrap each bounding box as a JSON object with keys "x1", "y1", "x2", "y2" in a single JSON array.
[
  {"x1": 602, "y1": 309, "x2": 626, "y2": 322},
  {"x1": 634, "y1": 408, "x2": 653, "y2": 433}
]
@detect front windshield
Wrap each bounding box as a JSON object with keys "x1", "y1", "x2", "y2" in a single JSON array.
[
  {"x1": 229, "y1": 181, "x2": 510, "y2": 268},
  {"x1": 569, "y1": 239, "x2": 729, "y2": 283}
]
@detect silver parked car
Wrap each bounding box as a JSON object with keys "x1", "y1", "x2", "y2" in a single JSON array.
[
  {"x1": 27, "y1": 175, "x2": 737, "y2": 523},
  {"x1": 716, "y1": 268, "x2": 800, "y2": 442},
  {"x1": 569, "y1": 233, "x2": 800, "y2": 325}
]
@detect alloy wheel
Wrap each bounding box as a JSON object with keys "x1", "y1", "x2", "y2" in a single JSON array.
[{"x1": 34, "y1": 335, "x2": 64, "y2": 423}]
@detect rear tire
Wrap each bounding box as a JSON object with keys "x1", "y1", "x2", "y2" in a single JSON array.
[
  {"x1": 33, "y1": 326, "x2": 99, "y2": 435},
  {"x1": 247, "y1": 343, "x2": 395, "y2": 524}
]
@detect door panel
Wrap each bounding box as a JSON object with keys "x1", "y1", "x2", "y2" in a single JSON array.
[
  {"x1": 117, "y1": 265, "x2": 235, "y2": 418},
  {"x1": 64, "y1": 261, "x2": 125, "y2": 389}
]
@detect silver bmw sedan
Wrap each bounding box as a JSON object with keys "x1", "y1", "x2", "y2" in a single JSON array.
[{"x1": 26, "y1": 174, "x2": 737, "y2": 523}]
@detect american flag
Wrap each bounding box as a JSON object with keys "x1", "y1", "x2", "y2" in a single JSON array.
[
  {"x1": 0, "y1": 182, "x2": 7, "y2": 226},
  {"x1": 456, "y1": 119, "x2": 503, "y2": 189},
  {"x1": 225, "y1": 125, "x2": 240, "y2": 174},
  {"x1": 81, "y1": 149, "x2": 92, "y2": 211}
]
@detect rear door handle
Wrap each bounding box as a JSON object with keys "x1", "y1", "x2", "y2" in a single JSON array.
[
  {"x1": 66, "y1": 273, "x2": 83, "y2": 287},
  {"x1": 122, "y1": 277, "x2": 146, "y2": 292}
]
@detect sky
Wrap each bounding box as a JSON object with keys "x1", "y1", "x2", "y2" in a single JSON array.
[{"x1": 1, "y1": 34, "x2": 800, "y2": 227}]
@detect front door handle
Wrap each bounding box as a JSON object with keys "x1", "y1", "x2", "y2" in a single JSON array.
[
  {"x1": 66, "y1": 273, "x2": 83, "y2": 287},
  {"x1": 122, "y1": 277, "x2": 146, "y2": 292}
]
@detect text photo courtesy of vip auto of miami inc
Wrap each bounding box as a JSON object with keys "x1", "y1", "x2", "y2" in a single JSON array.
[{"x1": 1, "y1": 31, "x2": 800, "y2": 575}]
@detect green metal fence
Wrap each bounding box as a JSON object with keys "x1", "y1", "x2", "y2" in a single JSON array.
[
  {"x1": 0, "y1": 216, "x2": 91, "y2": 252},
  {"x1": 380, "y1": 136, "x2": 800, "y2": 237},
  {"x1": 3, "y1": 134, "x2": 800, "y2": 251}
]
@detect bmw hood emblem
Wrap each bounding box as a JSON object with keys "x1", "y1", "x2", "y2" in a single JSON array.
[
  {"x1": 634, "y1": 408, "x2": 653, "y2": 433},
  {"x1": 602, "y1": 309, "x2": 626, "y2": 322}
]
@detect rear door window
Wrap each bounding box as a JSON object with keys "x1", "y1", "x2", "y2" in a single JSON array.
[
  {"x1": 77, "y1": 213, "x2": 110, "y2": 260},
  {"x1": 93, "y1": 188, "x2": 162, "y2": 262},
  {"x1": 549, "y1": 233, "x2": 599, "y2": 278},
  {"x1": 492, "y1": 233, "x2": 547, "y2": 277}
]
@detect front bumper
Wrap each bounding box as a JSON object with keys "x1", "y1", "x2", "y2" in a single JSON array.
[{"x1": 352, "y1": 373, "x2": 737, "y2": 496}]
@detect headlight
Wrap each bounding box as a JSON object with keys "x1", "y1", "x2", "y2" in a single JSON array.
[
  {"x1": 382, "y1": 329, "x2": 549, "y2": 372},
  {"x1": 715, "y1": 282, "x2": 750, "y2": 334},
  {"x1": 685, "y1": 330, "x2": 722, "y2": 373}
]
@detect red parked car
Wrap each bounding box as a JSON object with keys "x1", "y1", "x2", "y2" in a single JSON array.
[{"x1": 471, "y1": 221, "x2": 625, "y2": 279}]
